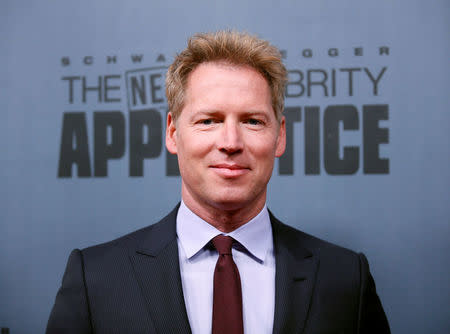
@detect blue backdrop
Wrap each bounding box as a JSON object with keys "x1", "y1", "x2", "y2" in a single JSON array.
[{"x1": 1, "y1": 1, "x2": 449, "y2": 333}]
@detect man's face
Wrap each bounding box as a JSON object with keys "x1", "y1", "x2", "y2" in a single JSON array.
[{"x1": 166, "y1": 62, "x2": 285, "y2": 213}]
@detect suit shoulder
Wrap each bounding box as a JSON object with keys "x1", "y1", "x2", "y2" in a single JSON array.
[
  {"x1": 272, "y1": 216, "x2": 366, "y2": 291},
  {"x1": 80, "y1": 205, "x2": 179, "y2": 260},
  {"x1": 81, "y1": 223, "x2": 152, "y2": 255},
  {"x1": 271, "y1": 214, "x2": 360, "y2": 259}
]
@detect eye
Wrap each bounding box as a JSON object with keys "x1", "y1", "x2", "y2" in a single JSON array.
[
  {"x1": 197, "y1": 118, "x2": 220, "y2": 126},
  {"x1": 245, "y1": 118, "x2": 263, "y2": 126}
]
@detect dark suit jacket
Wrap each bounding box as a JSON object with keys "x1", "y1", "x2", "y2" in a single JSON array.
[{"x1": 47, "y1": 206, "x2": 390, "y2": 334}]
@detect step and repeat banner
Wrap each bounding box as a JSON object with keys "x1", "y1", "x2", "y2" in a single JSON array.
[{"x1": 1, "y1": 1, "x2": 449, "y2": 333}]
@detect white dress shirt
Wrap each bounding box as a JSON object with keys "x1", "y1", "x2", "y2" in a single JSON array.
[{"x1": 176, "y1": 201, "x2": 275, "y2": 334}]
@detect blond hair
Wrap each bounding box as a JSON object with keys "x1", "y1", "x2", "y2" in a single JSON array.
[{"x1": 165, "y1": 30, "x2": 287, "y2": 122}]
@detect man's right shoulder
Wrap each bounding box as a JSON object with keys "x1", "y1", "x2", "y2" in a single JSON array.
[{"x1": 79, "y1": 204, "x2": 180, "y2": 262}]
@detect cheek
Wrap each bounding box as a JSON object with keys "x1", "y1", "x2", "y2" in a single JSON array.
[
  {"x1": 247, "y1": 134, "x2": 279, "y2": 157},
  {"x1": 178, "y1": 132, "x2": 213, "y2": 159}
]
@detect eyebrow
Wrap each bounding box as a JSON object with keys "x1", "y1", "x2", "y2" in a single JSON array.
[{"x1": 192, "y1": 110, "x2": 270, "y2": 118}]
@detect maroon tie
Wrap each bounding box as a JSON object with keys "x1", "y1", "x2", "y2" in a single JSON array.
[{"x1": 212, "y1": 235, "x2": 244, "y2": 334}]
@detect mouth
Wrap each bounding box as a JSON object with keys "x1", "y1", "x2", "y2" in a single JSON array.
[{"x1": 209, "y1": 164, "x2": 250, "y2": 178}]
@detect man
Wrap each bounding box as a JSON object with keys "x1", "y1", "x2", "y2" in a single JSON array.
[{"x1": 47, "y1": 31, "x2": 390, "y2": 334}]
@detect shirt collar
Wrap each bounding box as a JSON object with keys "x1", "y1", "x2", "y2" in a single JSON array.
[{"x1": 176, "y1": 201, "x2": 273, "y2": 263}]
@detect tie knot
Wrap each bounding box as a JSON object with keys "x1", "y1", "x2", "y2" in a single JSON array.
[{"x1": 212, "y1": 235, "x2": 233, "y2": 255}]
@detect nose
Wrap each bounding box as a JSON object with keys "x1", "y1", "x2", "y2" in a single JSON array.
[{"x1": 217, "y1": 120, "x2": 244, "y2": 155}]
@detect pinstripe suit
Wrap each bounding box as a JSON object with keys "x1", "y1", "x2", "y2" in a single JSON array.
[{"x1": 47, "y1": 205, "x2": 390, "y2": 334}]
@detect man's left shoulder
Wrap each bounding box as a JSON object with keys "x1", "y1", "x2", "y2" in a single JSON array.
[
  {"x1": 269, "y1": 215, "x2": 391, "y2": 333},
  {"x1": 270, "y1": 212, "x2": 364, "y2": 266}
]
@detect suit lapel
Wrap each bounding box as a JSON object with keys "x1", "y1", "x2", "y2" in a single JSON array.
[
  {"x1": 271, "y1": 214, "x2": 319, "y2": 334},
  {"x1": 129, "y1": 206, "x2": 192, "y2": 334},
  {"x1": 127, "y1": 207, "x2": 318, "y2": 334}
]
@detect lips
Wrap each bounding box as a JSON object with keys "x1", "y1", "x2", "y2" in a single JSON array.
[{"x1": 210, "y1": 163, "x2": 250, "y2": 178}]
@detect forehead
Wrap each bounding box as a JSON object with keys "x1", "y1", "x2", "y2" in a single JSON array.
[
  {"x1": 183, "y1": 61, "x2": 272, "y2": 108},
  {"x1": 187, "y1": 61, "x2": 268, "y2": 85}
]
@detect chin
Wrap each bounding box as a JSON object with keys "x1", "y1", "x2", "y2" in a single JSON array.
[{"x1": 207, "y1": 191, "x2": 257, "y2": 212}]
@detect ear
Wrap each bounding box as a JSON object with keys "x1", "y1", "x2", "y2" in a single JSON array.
[
  {"x1": 275, "y1": 116, "x2": 286, "y2": 157},
  {"x1": 165, "y1": 112, "x2": 178, "y2": 154}
]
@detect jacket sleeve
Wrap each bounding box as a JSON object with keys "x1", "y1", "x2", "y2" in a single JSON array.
[
  {"x1": 46, "y1": 249, "x2": 93, "y2": 334},
  {"x1": 357, "y1": 253, "x2": 391, "y2": 334}
]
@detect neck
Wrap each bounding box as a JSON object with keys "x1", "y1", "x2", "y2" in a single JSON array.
[{"x1": 181, "y1": 191, "x2": 266, "y2": 233}]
